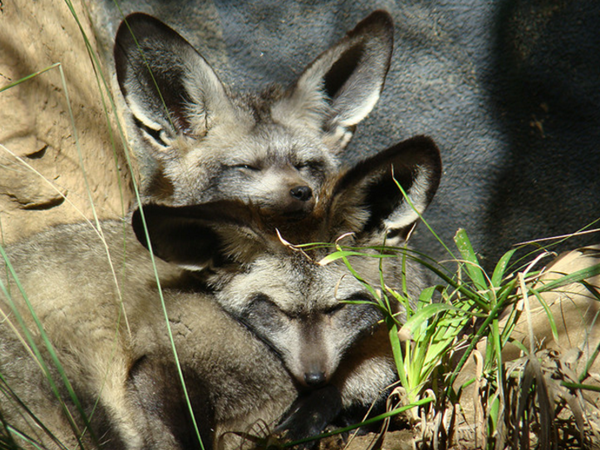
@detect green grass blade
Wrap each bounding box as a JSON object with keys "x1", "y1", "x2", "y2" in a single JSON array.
[
  {"x1": 388, "y1": 318, "x2": 408, "y2": 389},
  {"x1": 0, "y1": 64, "x2": 61, "y2": 93},
  {"x1": 392, "y1": 178, "x2": 457, "y2": 260},
  {"x1": 401, "y1": 303, "x2": 457, "y2": 334},
  {"x1": 454, "y1": 229, "x2": 488, "y2": 294},
  {"x1": 535, "y1": 263, "x2": 600, "y2": 293},
  {"x1": 319, "y1": 250, "x2": 397, "y2": 265},
  {"x1": 491, "y1": 249, "x2": 517, "y2": 287}
]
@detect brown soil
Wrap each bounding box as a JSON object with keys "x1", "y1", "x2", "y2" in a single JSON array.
[{"x1": 0, "y1": 0, "x2": 134, "y2": 245}]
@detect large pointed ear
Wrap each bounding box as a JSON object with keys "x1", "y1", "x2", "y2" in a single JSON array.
[
  {"x1": 272, "y1": 10, "x2": 394, "y2": 153},
  {"x1": 132, "y1": 201, "x2": 264, "y2": 271},
  {"x1": 329, "y1": 136, "x2": 442, "y2": 243},
  {"x1": 114, "y1": 13, "x2": 235, "y2": 152}
]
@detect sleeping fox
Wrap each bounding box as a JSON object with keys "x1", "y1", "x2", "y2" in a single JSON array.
[
  {"x1": 134, "y1": 135, "x2": 442, "y2": 441},
  {"x1": 114, "y1": 10, "x2": 394, "y2": 215}
]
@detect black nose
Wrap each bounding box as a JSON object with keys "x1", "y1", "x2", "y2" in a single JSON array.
[
  {"x1": 289, "y1": 185, "x2": 313, "y2": 202},
  {"x1": 304, "y1": 371, "x2": 326, "y2": 387}
]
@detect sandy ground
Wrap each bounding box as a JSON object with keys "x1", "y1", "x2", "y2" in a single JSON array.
[{"x1": 0, "y1": 0, "x2": 134, "y2": 245}]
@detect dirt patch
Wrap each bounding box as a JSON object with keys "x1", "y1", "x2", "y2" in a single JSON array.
[{"x1": 0, "y1": 0, "x2": 134, "y2": 245}]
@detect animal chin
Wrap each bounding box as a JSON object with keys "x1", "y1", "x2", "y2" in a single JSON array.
[
  {"x1": 282, "y1": 209, "x2": 312, "y2": 220},
  {"x1": 264, "y1": 200, "x2": 315, "y2": 220}
]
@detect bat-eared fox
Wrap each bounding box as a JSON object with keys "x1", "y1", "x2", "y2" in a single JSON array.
[{"x1": 0, "y1": 9, "x2": 442, "y2": 450}]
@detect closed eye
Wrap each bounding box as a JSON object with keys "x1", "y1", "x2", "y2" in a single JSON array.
[
  {"x1": 343, "y1": 292, "x2": 376, "y2": 305},
  {"x1": 234, "y1": 164, "x2": 260, "y2": 171},
  {"x1": 324, "y1": 303, "x2": 344, "y2": 315},
  {"x1": 247, "y1": 294, "x2": 298, "y2": 320},
  {"x1": 248, "y1": 293, "x2": 277, "y2": 310},
  {"x1": 295, "y1": 160, "x2": 324, "y2": 173}
]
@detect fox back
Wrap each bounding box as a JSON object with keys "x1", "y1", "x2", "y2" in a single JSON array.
[{"x1": 114, "y1": 11, "x2": 394, "y2": 214}]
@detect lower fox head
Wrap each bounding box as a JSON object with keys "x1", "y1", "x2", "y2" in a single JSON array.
[
  {"x1": 218, "y1": 255, "x2": 388, "y2": 387},
  {"x1": 133, "y1": 135, "x2": 442, "y2": 388}
]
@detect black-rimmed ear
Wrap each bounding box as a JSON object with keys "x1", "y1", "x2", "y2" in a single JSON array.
[
  {"x1": 330, "y1": 135, "x2": 442, "y2": 243},
  {"x1": 272, "y1": 10, "x2": 394, "y2": 152},
  {"x1": 114, "y1": 13, "x2": 235, "y2": 149},
  {"x1": 132, "y1": 201, "x2": 260, "y2": 271}
]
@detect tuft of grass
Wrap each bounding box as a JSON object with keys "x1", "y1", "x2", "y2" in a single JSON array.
[{"x1": 321, "y1": 222, "x2": 600, "y2": 450}]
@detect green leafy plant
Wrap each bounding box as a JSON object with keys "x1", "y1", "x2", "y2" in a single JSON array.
[{"x1": 320, "y1": 215, "x2": 600, "y2": 449}]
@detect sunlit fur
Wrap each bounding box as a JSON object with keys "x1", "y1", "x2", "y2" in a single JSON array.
[{"x1": 0, "y1": 221, "x2": 296, "y2": 450}]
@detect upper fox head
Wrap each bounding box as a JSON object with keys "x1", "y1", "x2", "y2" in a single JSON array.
[
  {"x1": 114, "y1": 11, "x2": 394, "y2": 215},
  {"x1": 133, "y1": 136, "x2": 441, "y2": 389}
]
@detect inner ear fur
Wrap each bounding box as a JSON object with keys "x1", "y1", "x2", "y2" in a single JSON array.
[
  {"x1": 273, "y1": 10, "x2": 394, "y2": 147},
  {"x1": 330, "y1": 135, "x2": 442, "y2": 240},
  {"x1": 114, "y1": 13, "x2": 231, "y2": 139}
]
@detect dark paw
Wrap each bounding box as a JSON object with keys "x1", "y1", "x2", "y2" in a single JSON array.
[{"x1": 275, "y1": 385, "x2": 343, "y2": 446}]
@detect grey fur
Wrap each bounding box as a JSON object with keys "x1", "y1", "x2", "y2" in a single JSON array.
[
  {"x1": 0, "y1": 221, "x2": 294, "y2": 450},
  {"x1": 0, "y1": 137, "x2": 440, "y2": 449},
  {"x1": 114, "y1": 11, "x2": 393, "y2": 212}
]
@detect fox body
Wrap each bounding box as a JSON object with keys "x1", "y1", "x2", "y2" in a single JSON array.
[
  {"x1": 0, "y1": 220, "x2": 297, "y2": 450},
  {"x1": 114, "y1": 11, "x2": 393, "y2": 214},
  {"x1": 0, "y1": 136, "x2": 441, "y2": 449}
]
